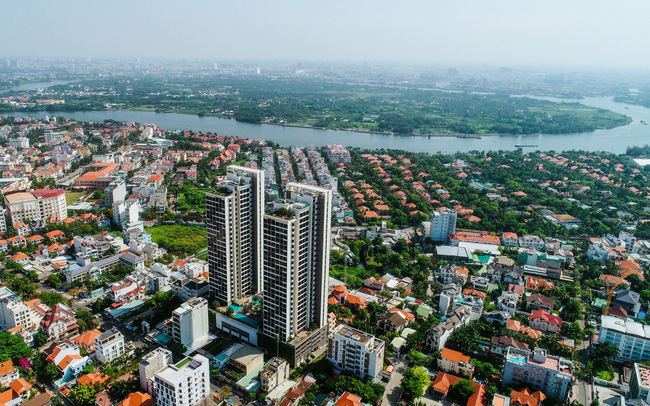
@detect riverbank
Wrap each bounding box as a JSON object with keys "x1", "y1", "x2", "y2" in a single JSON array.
[{"x1": 6, "y1": 97, "x2": 649, "y2": 154}]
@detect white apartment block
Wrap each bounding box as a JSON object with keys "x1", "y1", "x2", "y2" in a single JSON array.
[
  {"x1": 8, "y1": 137, "x2": 29, "y2": 149},
  {"x1": 154, "y1": 354, "x2": 210, "y2": 406},
  {"x1": 206, "y1": 165, "x2": 264, "y2": 304},
  {"x1": 502, "y1": 347, "x2": 574, "y2": 399},
  {"x1": 4, "y1": 189, "x2": 67, "y2": 225},
  {"x1": 262, "y1": 183, "x2": 332, "y2": 344},
  {"x1": 325, "y1": 144, "x2": 351, "y2": 163},
  {"x1": 95, "y1": 329, "x2": 125, "y2": 363},
  {"x1": 0, "y1": 288, "x2": 33, "y2": 330},
  {"x1": 139, "y1": 347, "x2": 173, "y2": 394},
  {"x1": 172, "y1": 297, "x2": 210, "y2": 351},
  {"x1": 328, "y1": 325, "x2": 385, "y2": 382},
  {"x1": 599, "y1": 315, "x2": 650, "y2": 361},
  {"x1": 429, "y1": 209, "x2": 457, "y2": 242},
  {"x1": 519, "y1": 235, "x2": 545, "y2": 250}
]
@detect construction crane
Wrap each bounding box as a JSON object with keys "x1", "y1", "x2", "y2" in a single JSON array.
[{"x1": 603, "y1": 280, "x2": 621, "y2": 316}]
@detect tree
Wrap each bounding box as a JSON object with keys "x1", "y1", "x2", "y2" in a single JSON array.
[
  {"x1": 39, "y1": 291, "x2": 65, "y2": 307},
  {"x1": 560, "y1": 300, "x2": 582, "y2": 322},
  {"x1": 109, "y1": 380, "x2": 138, "y2": 400},
  {"x1": 445, "y1": 323, "x2": 479, "y2": 355},
  {"x1": 68, "y1": 384, "x2": 95, "y2": 406},
  {"x1": 33, "y1": 332, "x2": 48, "y2": 348},
  {"x1": 0, "y1": 332, "x2": 32, "y2": 362},
  {"x1": 76, "y1": 310, "x2": 97, "y2": 333},
  {"x1": 560, "y1": 322, "x2": 584, "y2": 341},
  {"x1": 401, "y1": 366, "x2": 430, "y2": 400},
  {"x1": 407, "y1": 350, "x2": 427, "y2": 365},
  {"x1": 448, "y1": 380, "x2": 477, "y2": 403}
]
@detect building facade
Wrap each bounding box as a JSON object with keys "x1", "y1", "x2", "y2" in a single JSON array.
[
  {"x1": 153, "y1": 355, "x2": 210, "y2": 406},
  {"x1": 139, "y1": 348, "x2": 173, "y2": 394},
  {"x1": 599, "y1": 315, "x2": 650, "y2": 361},
  {"x1": 429, "y1": 209, "x2": 457, "y2": 242},
  {"x1": 4, "y1": 189, "x2": 67, "y2": 225},
  {"x1": 262, "y1": 183, "x2": 331, "y2": 344},
  {"x1": 327, "y1": 325, "x2": 385, "y2": 382},
  {"x1": 172, "y1": 297, "x2": 210, "y2": 352},
  {"x1": 206, "y1": 165, "x2": 264, "y2": 304},
  {"x1": 94, "y1": 329, "x2": 125, "y2": 363},
  {"x1": 502, "y1": 347, "x2": 574, "y2": 399}
]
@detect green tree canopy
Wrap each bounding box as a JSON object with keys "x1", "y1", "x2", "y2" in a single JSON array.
[{"x1": 401, "y1": 366, "x2": 430, "y2": 400}]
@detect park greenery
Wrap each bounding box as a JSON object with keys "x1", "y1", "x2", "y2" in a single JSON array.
[{"x1": 1, "y1": 77, "x2": 632, "y2": 135}]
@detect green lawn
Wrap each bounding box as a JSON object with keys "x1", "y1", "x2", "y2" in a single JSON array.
[
  {"x1": 147, "y1": 225, "x2": 207, "y2": 257},
  {"x1": 65, "y1": 192, "x2": 86, "y2": 206}
]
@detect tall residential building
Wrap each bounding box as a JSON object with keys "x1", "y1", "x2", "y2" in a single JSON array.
[
  {"x1": 502, "y1": 347, "x2": 574, "y2": 399},
  {"x1": 153, "y1": 354, "x2": 210, "y2": 406},
  {"x1": 262, "y1": 183, "x2": 331, "y2": 345},
  {"x1": 139, "y1": 348, "x2": 173, "y2": 394},
  {"x1": 4, "y1": 189, "x2": 67, "y2": 225},
  {"x1": 599, "y1": 314, "x2": 650, "y2": 361},
  {"x1": 327, "y1": 325, "x2": 385, "y2": 382},
  {"x1": 94, "y1": 329, "x2": 125, "y2": 363},
  {"x1": 429, "y1": 209, "x2": 457, "y2": 242},
  {"x1": 172, "y1": 297, "x2": 210, "y2": 351},
  {"x1": 206, "y1": 165, "x2": 264, "y2": 304}
]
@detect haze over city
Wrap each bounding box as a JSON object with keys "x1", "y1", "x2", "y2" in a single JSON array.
[{"x1": 3, "y1": 0, "x2": 650, "y2": 67}]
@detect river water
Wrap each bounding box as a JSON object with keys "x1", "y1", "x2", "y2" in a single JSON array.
[{"x1": 8, "y1": 96, "x2": 650, "y2": 153}]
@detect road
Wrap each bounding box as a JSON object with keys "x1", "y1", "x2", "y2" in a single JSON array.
[
  {"x1": 573, "y1": 319, "x2": 593, "y2": 406},
  {"x1": 382, "y1": 357, "x2": 406, "y2": 406}
]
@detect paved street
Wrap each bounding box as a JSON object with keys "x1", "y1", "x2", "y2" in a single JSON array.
[{"x1": 382, "y1": 357, "x2": 406, "y2": 406}]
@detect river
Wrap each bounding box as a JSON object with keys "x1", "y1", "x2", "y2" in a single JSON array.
[
  {"x1": 8, "y1": 96, "x2": 650, "y2": 153},
  {"x1": 0, "y1": 80, "x2": 75, "y2": 95}
]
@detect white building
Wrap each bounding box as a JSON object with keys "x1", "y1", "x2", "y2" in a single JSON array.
[
  {"x1": 599, "y1": 315, "x2": 650, "y2": 361},
  {"x1": 501, "y1": 232, "x2": 519, "y2": 247},
  {"x1": 328, "y1": 325, "x2": 385, "y2": 382},
  {"x1": 260, "y1": 357, "x2": 290, "y2": 393},
  {"x1": 153, "y1": 354, "x2": 210, "y2": 406},
  {"x1": 0, "y1": 288, "x2": 35, "y2": 330},
  {"x1": 262, "y1": 183, "x2": 331, "y2": 344},
  {"x1": 8, "y1": 137, "x2": 29, "y2": 149},
  {"x1": 94, "y1": 329, "x2": 125, "y2": 363},
  {"x1": 519, "y1": 235, "x2": 545, "y2": 250},
  {"x1": 139, "y1": 347, "x2": 173, "y2": 394},
  {"x1": 429, "y1": 209, "x2": 457, "y2": 242},
  {"x1": 104, "y1": 181, "x2": 127, "y2": 207},
  {"x1": 206, "y1": 165, "x2": 264, "y2": 304},
  {"x1": 502, "y1": 347, "x2": 574, "y2": 399},
  {"x1": 172, "y1": 297, "x2": 210, "y2": 352},
  {"x1": 631, "y1": 363, "x2": 650, "y2": 403},
  {"x1": 4, "y1": 189, "x2": 67, "y2": 225}
]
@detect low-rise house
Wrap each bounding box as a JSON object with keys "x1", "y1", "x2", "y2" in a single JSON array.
[
  {"x1": 376, "y1": 312, "x2": 408, "y2": 334},
  {"x1": 526, "y1": 293, "x2": 556, "y2": 313},
  {"x1": 613, "y1": 290, "x2": 641, "y2": 317},
  {"x1": 73, "y1": 329, "x2": 102, "y2": 353},
  {"x1": 507, "y1": 319, "x2": 542, "y2": 340},
  {"x1": 497, "y1": 291, "x2": 518, "y2": 316},
  {"x1": 491, "y1": 335, "x2": 530, "y2": 359},
  {"x1": 528, "y1": 310, "x2": 562, "y2": 334},
  {"x1": 483, "y1": 310, "x2": 512, "y2": 326},
  {"x1": 438, "y1": 347, "x2": 474, "y2": 378},
  {"x1": 40, "y1": 304, "x2": 78, "y2": 342},
  {"x1": 431, "y1": 372, "x2": 486, "y2": 406},
  {"x1": 425, "y1": 306, "x2": 471, "y2": 351}
]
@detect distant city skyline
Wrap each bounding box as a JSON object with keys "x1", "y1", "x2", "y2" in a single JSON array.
[{"x1": 2, "y1": 0, "x2": 650, "y2": 68}]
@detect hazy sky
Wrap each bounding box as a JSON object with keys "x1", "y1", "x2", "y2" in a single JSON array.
[{"x1": 3, "y1": 0, "x2": 649, "y2": 67}]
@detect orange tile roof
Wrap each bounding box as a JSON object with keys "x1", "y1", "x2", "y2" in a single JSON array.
[
  {"x1": 345, "y1": 294, "x2": 366, "y2": 306},
  {"x1": 334, "y1": 392, "x2": 363, "y2": 406},
  {"x1": 0, "y1": 360, "x2": 15, "y2": 377},
  {"x1": 440, "y1": 347, "x2": 470, "y2": 363},
  {"x1": 57, "y1": 354, "x2": 82, "y2": 370},
  {"x1": 510, "y1": 389, "x2": 539, "y2": 406},
  {"x1": 9, "y1": 378, "x2": 31, "y2": 394},
  {"x1": 73, "y1": 329, "x2": 102, "y2": 348},
  {"x1": 116, "y1": 392, "x2": 155, "y2": 406},
  {"x1": 77, "y1": 372, "x2": 109, "y2": 386}
]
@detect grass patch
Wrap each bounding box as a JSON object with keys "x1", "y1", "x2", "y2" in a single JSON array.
[
  {"x1": 66, "y1": 192, "x2": 86, "y2": 206},
  {"x1": 148, "y1": 225, "x2": 207, "y2": 257},
  {"x1": 595, "y1": 370, "x2": 614, "y2": 381},
  {"x1": 177, "y1": 358, "x2": 191, "y2": 368}
]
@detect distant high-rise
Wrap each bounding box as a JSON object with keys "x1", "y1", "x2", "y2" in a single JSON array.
[
  {"x1": 206, "y1": 165, "x2": 264, "y2": 304},
  {"x1": 429, "y1": 209, "x2": 457, "y2": 242},
  {"x1": 262, "y1": 183, "x2": 332, "y2": 343}
]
